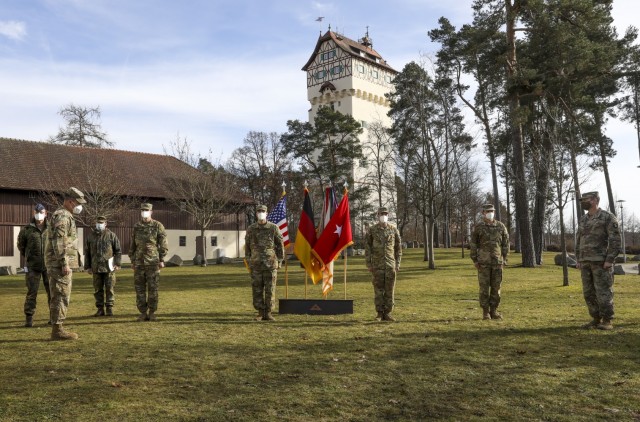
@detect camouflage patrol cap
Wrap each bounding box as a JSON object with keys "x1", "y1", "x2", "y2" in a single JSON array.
[
  {"x1": 140, "y1": 203, "x2": 153, "y2": 211},
  {"x1": 482, "y1": 204, "x2": 495, "y2": 212},
  {"x1": 378, "y1": 207, "x2": 389, "y2": 215},
  {"x1": 256, "y1": 205, "x2": 267, "y2": 212},
  {"x1": 66, "y1": 187, "x2": 86, "y2": 204},
  {"x1": 580, "y1": 191, "x2": 599, "y2": 200},
  {"x1": 96, "y1": 215, "x2": 107, "y2": 223}
]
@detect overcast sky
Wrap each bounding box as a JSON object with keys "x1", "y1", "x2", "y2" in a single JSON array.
[{"x1": 1, "y1": 0, "x2": 638, "y2": 222}]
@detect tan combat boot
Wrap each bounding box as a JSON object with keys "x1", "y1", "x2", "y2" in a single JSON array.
[
  {"x1": 25, "y1": 315, "x2": 33, "y2": 327},
  {"x1": 482, "y1": 308, "x2": 491, "y2": 320},
  {"x1": 254, "y1": 310, "x2": 264, "y2": 321},
  {"x1": 490, "y1": 308, "x2": 503, "y2": 320},
  {"x1": 597, "y1": 319, "x2": 613, "y2": 330},
  {"x1": 581, "y1": 318, "x2": 600, "y2": 329},
  {"x1": 263, "y1": 311, "x2": 276, "y2": 321},
  {"x1": 94, "y1": 307, "x2": 105, "y2": 317},
  {"x1": 375, "y1": 311, "x2": 384, "y2": 322},
  {"x1": 51, "y1": 324, "x2": 78, "y2": 341},
  {"x1": 382, "y1": 313, "x2": 396, "y2": 322},
  {"x1": 148, "y1": 311, "x2": 157, "y2": 321},
  {"x1": 105, "y1": 307, "x2": 113, "y2": 316},
  {"x1": 137, "y1": 312, "x2": 148, "y2": 322}
]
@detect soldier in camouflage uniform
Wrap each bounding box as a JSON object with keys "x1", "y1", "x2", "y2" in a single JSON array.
[
  {"x1": 129, "y1": 203, "x2": 168, "y2": 322},
  {"x1": 44, "y1": 187, "x2": 86, "y2": 341},
  {"x1": 84, "y1": 215, "x2": 122, "y2": 317},
  {"x1": 575, "y1": 191, "x2": 621, "y2": 330},
  {"x1": 17, "y1": 203, "x2": 51, "y2": 327},
  {"x1": 470, "y1": 204, "x2": 509, "y2": 320},
  {"x1": 245, "y1": 205, "x2": 284, "y2": 321},
  {"x1": 365, "y1": 207, "x2": 402, "y2": 322}
]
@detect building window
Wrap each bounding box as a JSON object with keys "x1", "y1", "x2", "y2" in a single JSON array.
[
  {"x1": 330, "y1": 65, "x2": 343, "y2": 75},
  {"x1": 361, "y1": 120, "x2": 367, "y2": 129},
  {"x1": 179, "y1": 236, "x2": 186, "y2": 247},
  {"x1": 372, "y1": 70, "x2": 379, "y2": 79},
  {"x1": 321, "y1": 50, "x2": 336, "y2": 61},
  {"x1": 315, "y1": 70, "x2": 326, "y2": 79},
  {"x1": 210, "y1": 236, "x2": 218, "y2": 247},
  {"x1": 385, "y1": 75, "x2": 392, "y2": 83},
  {"x1": 357, "y1": 64, "x2": 365, "y2": 73}
]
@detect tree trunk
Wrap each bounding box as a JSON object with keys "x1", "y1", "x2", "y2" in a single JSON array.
[
  {"x1": 201, "y1": 228, "x2": 207, "y2": 267},
  {"x1": 506, "y1": 0, "x2": 535, "y2": 267},
  {"x1": 594, "y1": 112, "x2": 616, "y2": 214},
  {"x1": 532, "y1": 130, "x2": 552, "y2": 265}
]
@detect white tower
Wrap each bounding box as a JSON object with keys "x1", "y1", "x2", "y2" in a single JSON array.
[{"x1": 302, "y1": 28, "x2": 398, "y2": 213}]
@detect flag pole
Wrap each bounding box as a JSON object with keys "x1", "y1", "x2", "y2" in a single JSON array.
[
  {"x1": 304, "y1": 271, "x2": 308, "y2": 299},
  {"x1": 343, "y1": 181, "x2": 349, "y2": 300},
  {"x1": 281, "y1": 181, "x2": 288, "y2": 299}
]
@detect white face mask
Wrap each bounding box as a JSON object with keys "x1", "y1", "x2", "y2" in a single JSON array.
[
  {"x1": 34, "y1": 212, "x2": 45, "y2": 221},
  {"x1": 257, "y1": 212, "x2": 267, "y2": 222},
  {"x1": 73, "y1": 205, "x2": 83, "y2": 214},
  {"x1": 96, "y1": 223, "x2": 106, "y2": 231},
  {"x1": 379, "y1": 215, "x2": 388, "y2": 224},
  {"x1": 485, "y1": 212, "x2": 495, "y2": 221},
  {"x1": 141, "y1": 211, "x2": 151, "y2": 219}
]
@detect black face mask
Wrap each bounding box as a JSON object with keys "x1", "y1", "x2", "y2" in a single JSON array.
[{"x1": 580, "y1": 201, "x2": 591, "y2": 210}]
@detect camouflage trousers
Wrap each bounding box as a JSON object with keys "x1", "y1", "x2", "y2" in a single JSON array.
[
  {"x1": 477, "y1": 265, "x2": 502, "y2": 310},
  {"x1": 24, "y1": 269, "x2": 51, "y2": 317},
  {"x1": 134, "y1": 265, "x2": 160, "y2": 313},
  {"x1": 47, "y1": 267, "x2": 72, "y2": 325},
  {"x1": 93, "y1": 272, "x2": 116, "y2": 309},
  {"x1": 580, "y1": 261, "x2": 614, "y2": 320},
  {"x1": 251, "y1": 268, "x2": 277, "y2": 312},
  {"x1": 372, "y1": 267, "x2": 396, "y2": 313}
]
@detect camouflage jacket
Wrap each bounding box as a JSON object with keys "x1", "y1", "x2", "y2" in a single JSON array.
[
  {"x1": 576, "y1": 208, "x2": 621, "y2": 263},
  {"x1": 245, "y1": 221, "x2": 284, "y2": 270},
  {"x1": 128, "y1": 219, "x2": 168, "y2": 266},
  {"x1": 17, "y1": 218, "x2": 49, "y2": 272},
  {"x1": 44, "y1": 207, "x2": 79, "y2": 269},
  {"x1": 470, "y1": 220, "x2": 509, "y2": 266},
  {"x1": 365, "y1": 223, "x2": 402, "y2": 271},
  {"x1": 84, "y1": 228, "x2": 122, "y2": 273}
]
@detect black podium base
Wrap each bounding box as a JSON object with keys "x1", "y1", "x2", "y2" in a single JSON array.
[{"x1": 278, "y1": 299, "x2": 354, "y2": 315}]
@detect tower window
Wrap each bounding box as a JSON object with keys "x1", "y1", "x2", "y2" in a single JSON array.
[
  {"x1": 321, "y1": 50, "x2": 336, "y2": 61},
  {"x1": 315, "y1": 70, "x2": 326, "y2": 79},
  {"x1": 330, "y1": 65, "x2": 343, "y2": 75},
  {"x1": 371, "y1": 70, "x2": 379, "y2": 79},
  {"x1": 357, "y1": 64, "x2": 365, "y2": 73}
]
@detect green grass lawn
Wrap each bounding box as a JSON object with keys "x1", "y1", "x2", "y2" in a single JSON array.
[{"x1": 1, "y1": 249, "x2": 639, "y2": 421}]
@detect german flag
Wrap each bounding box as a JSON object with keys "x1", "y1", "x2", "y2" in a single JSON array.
[{"x1": 293, "y1": 188, "x2": 322, "y2": 283}]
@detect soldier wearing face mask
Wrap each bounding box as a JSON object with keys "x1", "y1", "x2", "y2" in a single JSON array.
[
  {"x1": 17, "y1": 203, "x2": 51, "y2": 327},
  {"x1": 245, "y1": 204, "x2": 284, "y2": 321},
  {"x1": 84, "y1": 216, "x2": 122, "y2": 317},
  {"x1": 575, "y1": 191, "x2": 621, "y2": 330},
  {"x1": 365, "y1": 207, "x2": 402, "y2": 322},
  {"x1": 470, "y1": 204, "x2": 509, "y2": 320},
  {"x1": 44, "y1": 187, "x2": 86, "y2": 340},
  {"x1": 129, "y1": 203, "x2": 168, "y2": 322}
]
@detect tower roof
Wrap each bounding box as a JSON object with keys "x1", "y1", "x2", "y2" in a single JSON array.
[{"x1": 302, "y1": 30, "x2": 397, "y2": 73}]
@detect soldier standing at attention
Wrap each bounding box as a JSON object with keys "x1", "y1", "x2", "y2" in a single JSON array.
[
  {"x1": 575, "y1": 191, "x2": 621, "y2": 330},
  {"x1": 44, "y1": 187, "x2": 86, "y2": 340},
  {"x1": 84, "y1": 216, "x2": 122, "y2": 317},
  {"x1": 365, "y1": 207, "x2": 402, "y2": 322},
  {"x1": 470, "y1": 204, "x2": 509, "y2": 320},
  {"x1": 245, "y1": 205, "x2": 284, "y2": 321},
  {"x1": 129, "y1": 203, "x2": 168, "y2": 322},
  {"x1": 17, "y1": 203, "x2": 51, "y2": 327}
]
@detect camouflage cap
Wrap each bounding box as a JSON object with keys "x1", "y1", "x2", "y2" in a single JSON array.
[
  {"x1": 66, "y1": 187, "x2": 86, "y2": 204},
  {"x1": 34, "y1": 203, "x2": 46, "y2": 212},
  {"x1": 96, "y1": 215, "x2": 107, "y2": 223},
  {"x1": 580, "y1": 191, "x2": 599, "y2": 200},
  {"x1": 482, "y1": 204, "x2": 495, "y2": 212},
  {"x1": 140, "y1": 203, "x2": 153, "y2": 211},
  {"x1": 256, "y1": 205, "x2": 267, "y2": 212},
  {"x1": 378, "y1": 207, "x2": 389, "y2": 215}
]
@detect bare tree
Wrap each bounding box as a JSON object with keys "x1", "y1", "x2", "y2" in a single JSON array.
[
  {"x1": 48, "y1": 104, "x2": 113, "y2": 148},
  {"x1": 164, "y1": 134, "x2": 244, "y2": 266},
  {"x1": 361, "y1": 120, "x2": 396, "y2": 210}
]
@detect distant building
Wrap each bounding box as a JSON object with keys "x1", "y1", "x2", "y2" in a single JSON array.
[
  {"x1": 0, "y1": 138, "x2": 248, "y2": 270},
  {"x1": 302, "y1": 29, "x2": 398, "y2": 215}
]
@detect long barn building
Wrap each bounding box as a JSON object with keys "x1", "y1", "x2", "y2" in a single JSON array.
[{"x1": 0, "y1": 138, "x2": 248, "y2": 270}]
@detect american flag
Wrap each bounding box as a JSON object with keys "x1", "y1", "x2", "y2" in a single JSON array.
[{"x1": 267, "y1": 194, "x2": 290, "y2": 246}]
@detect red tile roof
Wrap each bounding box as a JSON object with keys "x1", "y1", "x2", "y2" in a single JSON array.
[
  {"x1": 302, "y1": 30, "x2": 397, "y2": 73},
  {"x1": 0, "y1": 138, "x2": 213, "y2": 199}
]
